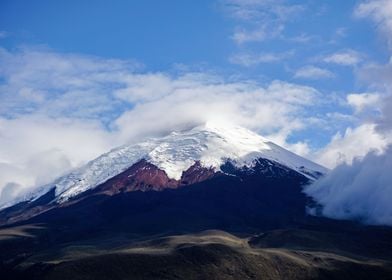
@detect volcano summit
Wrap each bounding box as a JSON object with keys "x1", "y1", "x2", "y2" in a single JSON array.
[
  {"x1": 1, "y1": 123, "x2": 392, "y2": 280},
  {"x1": 1, "y1": 122, "x2": 326, "y2": 209}
]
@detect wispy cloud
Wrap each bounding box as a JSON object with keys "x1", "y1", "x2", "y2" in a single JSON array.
[
  {"x1": 335, "y1": 27, "x2": 347, "y2": 38},
  {"x1": 347, "y1": 92, "x2": 381, "y2": 113},
  {"x1": 231, "y1": 26, "x2": 282, "y2": 44},
  {"x1": 229, "y1": 51, "x2": 293, "y2": 66},
  {"x1": 294, "y1": 65, "x2": 334, "y2": 80},
  {"x1": 221, "y1": 0, "x2": 305, "y2": 44},
  {"x1": 289, "y1": 33, "x2": 314, "y2": 43},
  {"x1": 354, "y1": 0, "x2": 392, "y2": 50},
  {"x1": 323, "y1": 49, "x2": 362, "y2": 66},
  {"x1": 0, "y1": 46, "x2": 141, "y2": 119},
  {"x1": 221, "y1": 0, "x2": 304, "y2": 22}
]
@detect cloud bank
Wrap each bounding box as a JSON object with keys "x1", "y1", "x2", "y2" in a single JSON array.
[
  {"x1": 304, "y1": 0, "x2": 392, "y2": 226},
  {"x1": 315, "y1": 124, "x2": 389, "y2": 168},
  {"x1": 306, "y1": 148, "x2": 392, "y2": 225},
  {"x1": 0, "y1": 46, "x2": 333, "y2": 205}
]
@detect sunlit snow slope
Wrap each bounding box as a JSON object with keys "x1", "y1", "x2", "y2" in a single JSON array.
[{"x1": 6, "y1": 122, "x2": 327, "y2": 206}]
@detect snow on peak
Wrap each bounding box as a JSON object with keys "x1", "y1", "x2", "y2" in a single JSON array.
[
  {"x1": 147, "y1": 121, "x2": 272, "y2": 180},
  {"x1": 9, "y1": 121, "x2": 328, "y2": 205}
]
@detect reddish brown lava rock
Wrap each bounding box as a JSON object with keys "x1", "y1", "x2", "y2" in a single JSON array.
[
  {"x1": 180, "y1": 161, "x2": 216, "y2": 186},
  {"x1": 0, "y1": 160, "x2": 219, "y2": 225},
  {"x1": 95, "y1": 159, "x2": 217, "y2": 196}
]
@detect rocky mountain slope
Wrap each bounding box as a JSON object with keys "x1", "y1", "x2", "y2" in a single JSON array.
[{"x1": 1, "y1": 122, "x2": 391, "y2": 279}]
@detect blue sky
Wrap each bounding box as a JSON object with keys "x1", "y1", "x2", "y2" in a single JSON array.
[
  {"x1": 1, "y1": 0, "x2": 387, "y2": 70},
  {"x1": 1, "y1": 0, "x2": 392, "y2": 205},
  {"x1": 1, "y1": 0, "x2": 231, "y2": 67}
]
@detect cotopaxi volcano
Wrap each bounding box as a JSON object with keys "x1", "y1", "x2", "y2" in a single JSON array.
[{"x1": 1, "y1": 122, "x2": 392, "y2": 280}]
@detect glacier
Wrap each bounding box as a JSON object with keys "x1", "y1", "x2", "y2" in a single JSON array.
[{"x1": 2, "y1": 121, "x2": 328, "y2": 207}]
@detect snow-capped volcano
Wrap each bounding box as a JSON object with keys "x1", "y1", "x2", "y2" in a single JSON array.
[{"x1": 3, "y1": 122, "x2": 327, "y2": 208}]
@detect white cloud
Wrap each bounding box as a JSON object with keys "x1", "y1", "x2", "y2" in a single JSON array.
[
  {"x1": 0, "y1": 116, "x2": 113, "y2": 202},
  {"x1": 231, "y1": 25, "x2": 285, "y2": 44},
  {"x1": 114, "y1": 79, "x2": 319, "y2": 143},
  {"x1": 294, "y1": 65, "x2": 334, "y2": 80},
  {"x1": 229, "y1": 51, "x2": 292, "y2": 66},
  {"x1": 347, "y1": 92, "x2": 381, "y2": 113},
  {"x1": 0, "y1": 46, "x2": 140, "y2": 118},
  {"x1": 354, "y1": 0, "x2": 392, "y2": 49},
  {"x1": 308, "y1": 61, "x2": 392, "y2": 226},
  {"x1": 305, "y1": 147, "x2": 392, "y2": 226},
  {"x1": 323, "y1": 50, "x2": 362, "y2": 66},
  {"x1": 357, "y1": 61, "x2": 392, "y2": 90},
  {"x1": 114, "y1": 73, "x2": 174, "y2": 103},
  {"x1": 378, "y1": 95, "x2": 392, "y2": 131},
  {"x1": 221, "y1": 0, "x2": 304, "y2": 44},
  {"x1": 315, "y1": 123, "x2": 389, "y2": 168},
  {"x1": 304, "y1": 1, "x2": 392, "y2": 227},
  {"x1": 0, "y1": 47, "x2": 330, "y2": 205}
]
